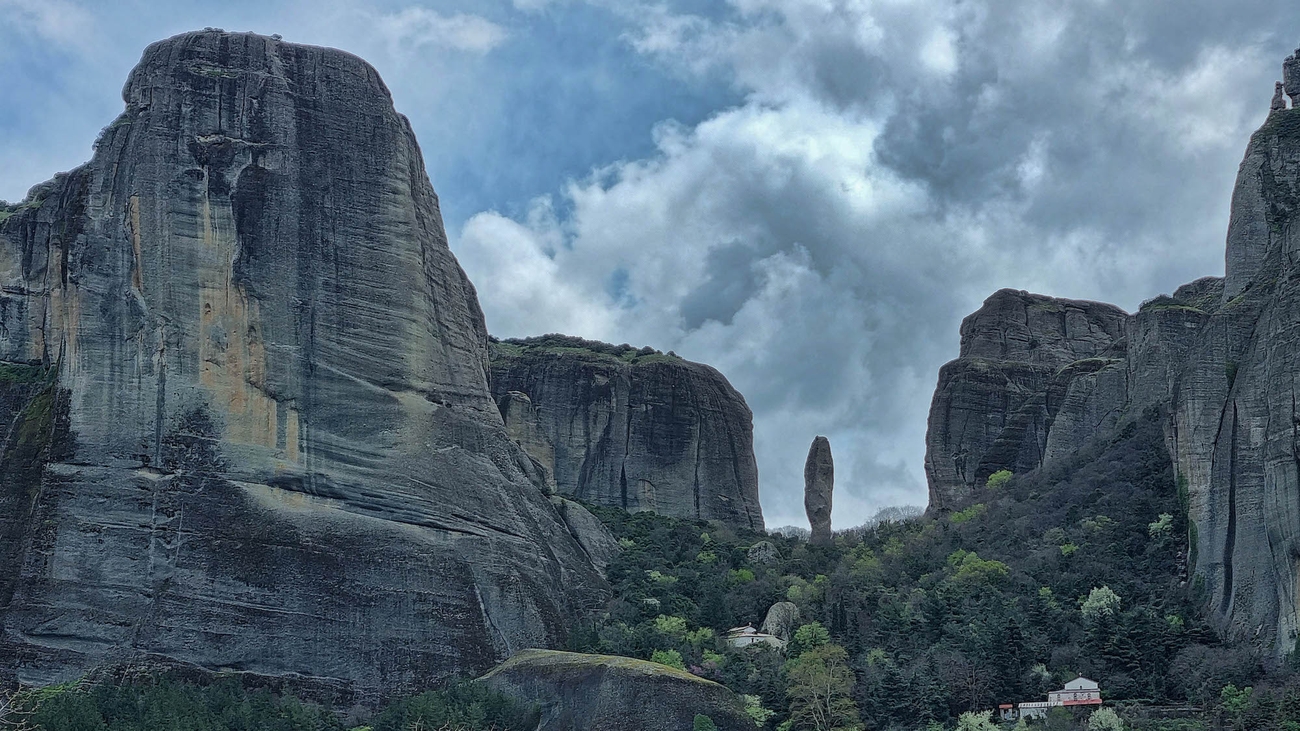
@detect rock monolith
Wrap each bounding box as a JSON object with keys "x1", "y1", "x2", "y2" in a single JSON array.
[
  {"x1": 804, "y1": 436, "x2": 834, "y2": 546},
  {"x1": 489, "y1": 335, "x2": 764, "y2": 531},
  {"x1": 0, "y1": 29, "x2": 606, "y2": 696}
]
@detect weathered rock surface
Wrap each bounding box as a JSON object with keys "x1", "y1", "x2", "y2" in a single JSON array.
[
  {"x1": 0, "y1": 30, "x2": 607, "y2": 696},
  {"x1": 488, "y1": 335, "x2": 764, "y2": 532},
  {"x1": 746, "y1": 540, "x2": 780, "y2": 566},
  {"x1": 550, "y1": 497, "x2": 622, "y2": 574},
  {"x1": 923, "y1": 52, "x2": 1300, "y2": 656},
  {"x1": 924, "y1": 290, "x2": 1128, "y2": 510},
  {"x1": 759, "y1": 602, "x2": 800, "y2": 643},
  {"x1": 1169, "y1": 83, "x2": 1300, "y2": 656},
  {"x1": 477, "y1": 649, "x2": 754, "y2": 731},
  {"x1": 804, "y1": 436, "x2": 834, "y2": 546}
]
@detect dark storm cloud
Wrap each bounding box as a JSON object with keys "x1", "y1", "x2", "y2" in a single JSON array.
[{"x1": 461, "y1": 0, "x2": 1300, "y2": 527}]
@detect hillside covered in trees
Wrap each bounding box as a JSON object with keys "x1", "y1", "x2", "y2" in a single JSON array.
[{"x1": 570, "y1": 410, "x2": 1300, "y2": 730}]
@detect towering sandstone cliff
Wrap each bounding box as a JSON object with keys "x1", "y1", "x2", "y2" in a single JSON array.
[
  {"x1": 924, "y1": 48, "x2": 1300, "y2": 655},
  {"x1": 488, "y1": 336, "x2": 764, "y2": 532},
  {"x1": 0, "y1": 30, "x2": 608, "y2": 695}
]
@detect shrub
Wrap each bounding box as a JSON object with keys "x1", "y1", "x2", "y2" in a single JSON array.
[
  {"x1": 651, "y1": 649, "x2": 686, "y2": 670},
  {"x1": 985, "y1": 470, "x2": 1013, "y2": 490},
  {"x1": 949, "y1": 503, "x2": 987, "y2": 524},
  {"x1": 1088, "y1": 707, "x2": 1125, "y2": 731},
  {"x1": 955, "y1": 710, "x2": 998, "y2": 731},
  {"x1": 1148, "y1": 513, "x2": 1173, "y2": 538}
]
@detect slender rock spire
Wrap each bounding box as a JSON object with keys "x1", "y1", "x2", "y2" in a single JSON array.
[{"x1": 804, "y1": 435, "x2": 834, "y2": 546}]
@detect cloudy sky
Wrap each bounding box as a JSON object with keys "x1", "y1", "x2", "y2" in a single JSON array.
[{"x1": 3, "y1": 0, "x2": 1298, "y2": 529}]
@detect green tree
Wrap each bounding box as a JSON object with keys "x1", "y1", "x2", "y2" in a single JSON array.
[
  {"x1": 785, "y1": 644, "x2": 861, "y2": 731},
  {"x1": 741, "y1": 695, "x2": 776, "y2": 727},
  {"x1": 955, "y1": 710, "x2": 998, "y2": 731},
  {"x1": 694, "y1": 714, "x2": 719, "y2": 731},
  {"x1": 985, "y1": 470, "x2": 1013, "y2": 490},
  {"x1": 1081, "y1": 586, "x2": 1122, "y2": 622},
  {"x1": 651, "y1": 649, "x2": 686, "y2": 670},
  {"x1": 1087, "y1": 707, "x2": 1125, "y2": 731},
  {"x1": 789, "y1": 622, "x2": 831, "y2": 657},
  {"x1": 1220, "y1": 684, "x2": 1252, "y2": 730}
]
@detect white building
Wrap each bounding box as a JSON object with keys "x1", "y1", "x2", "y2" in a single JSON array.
[
  {"x1": 997, "y1": 677, "x2": 1101, "y2": 721},
  {"x1": 725, "y1": 624, "x2": 784, "y2": 649},
  {"x1": 1017, "y1": 701, "x2": 1049, "y2": 719},
  {"x1": 1048, "y1": 677, "x2": 1102, "y2": 707}
]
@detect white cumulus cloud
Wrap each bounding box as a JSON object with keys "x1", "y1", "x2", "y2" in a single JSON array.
[{"x1": 373, "y1": 6, "x2": 508, "y2": 54}]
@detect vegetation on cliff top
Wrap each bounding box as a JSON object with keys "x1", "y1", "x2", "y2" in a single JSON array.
[{"x1": 490, "y1": 334, "x2": 683, "y2": 365}]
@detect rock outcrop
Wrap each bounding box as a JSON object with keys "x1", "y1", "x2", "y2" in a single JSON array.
[
  {"x1": 477, "y1": 649, "x2": 754, "y2": 731},
  {"x1": 924, "y1": 290, "x2": 1128, "y2": 510},
  {"x1": 804, "y1": 436, "x2": 834, "y2": 546},
  {"x1": 0, "y1": 30, "x2": 607, "y2": 696},
  {"x1": 746, "y1": 540, "x2": 779, "y2": 566},
  {"x1": 760, "y1": 602, "x2": 800, "y2": 644},
  {"x1": 923, "y1": 50, "x2": 1300, "y2": 656},
  {"x1": 550, "y1": 497, "x2": 622, "y2": 574},
  {"x1": 488, "y1": 335, "x2": 764, "y2": 532}
]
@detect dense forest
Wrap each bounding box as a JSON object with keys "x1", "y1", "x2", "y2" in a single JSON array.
[{"x1": 7, "y1": 412, "x2": 1300, "y2": 731}]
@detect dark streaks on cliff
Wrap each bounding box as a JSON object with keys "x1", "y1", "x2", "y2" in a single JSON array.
[{"x1": 489, "y1": 335, "x2": 764, "y2": 532}]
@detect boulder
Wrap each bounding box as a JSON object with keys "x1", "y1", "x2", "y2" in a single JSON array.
[
  {"x1": 477, "y1": 649, "x2": 754, "y2": 731},
  {"x1": 746, "y1": 540, "x2": 780, "y2": 566},
  {"x1": 759, "y1": 602, "x2": 800, "y2": 643}
]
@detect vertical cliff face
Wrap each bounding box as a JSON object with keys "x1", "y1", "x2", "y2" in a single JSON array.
[
  {"x1": 488, "y1": 336, "x2": 764, "y2": 532},
  {"x1": 1171, "y1": 73, "x2": 1300, "y2": 654},
  {"x1": 0, "y1": 30, "x2": 606, "y2": 695},
  {"x1": 924, "y1": 49, "x2": 1300, "y2": 655}
]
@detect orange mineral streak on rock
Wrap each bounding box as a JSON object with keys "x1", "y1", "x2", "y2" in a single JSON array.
[
  {"x1": 196, "y1": 187, "x2": 282, "y2": 455},
  {"x1": 47, "y1": 245, "x2": 80, "y2": 370}
]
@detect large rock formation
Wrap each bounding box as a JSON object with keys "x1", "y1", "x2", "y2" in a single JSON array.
[
  {"x1": 923, "y1": 50, "x2": 1300, "y2": 656},
  {"x1": 804, "y1": 436, "x2": 834, "y2": 546},
  {"x1": 0, "y1": 30, "x2": 607, "y2": 696},
  {"x1": 477, "y1": 649, "x2": 754, "y2": 731},
  {"x1": 488, "y1": 335, "x2": 764, "y2": 532},
  {"x1": 924, "y1": 290, "x2": 1128, "y2": 510}
]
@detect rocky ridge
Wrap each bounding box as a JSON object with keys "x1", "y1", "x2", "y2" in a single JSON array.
[
  {"x1": 488, "y1": 335, "x2": 765, "y2": 532},
  {"x1": 924, "y1": 50, "x2": 1300, "y2": 655},
  {"x1": 0, "y1": 30, "x2": 609, "y2": 696}
]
